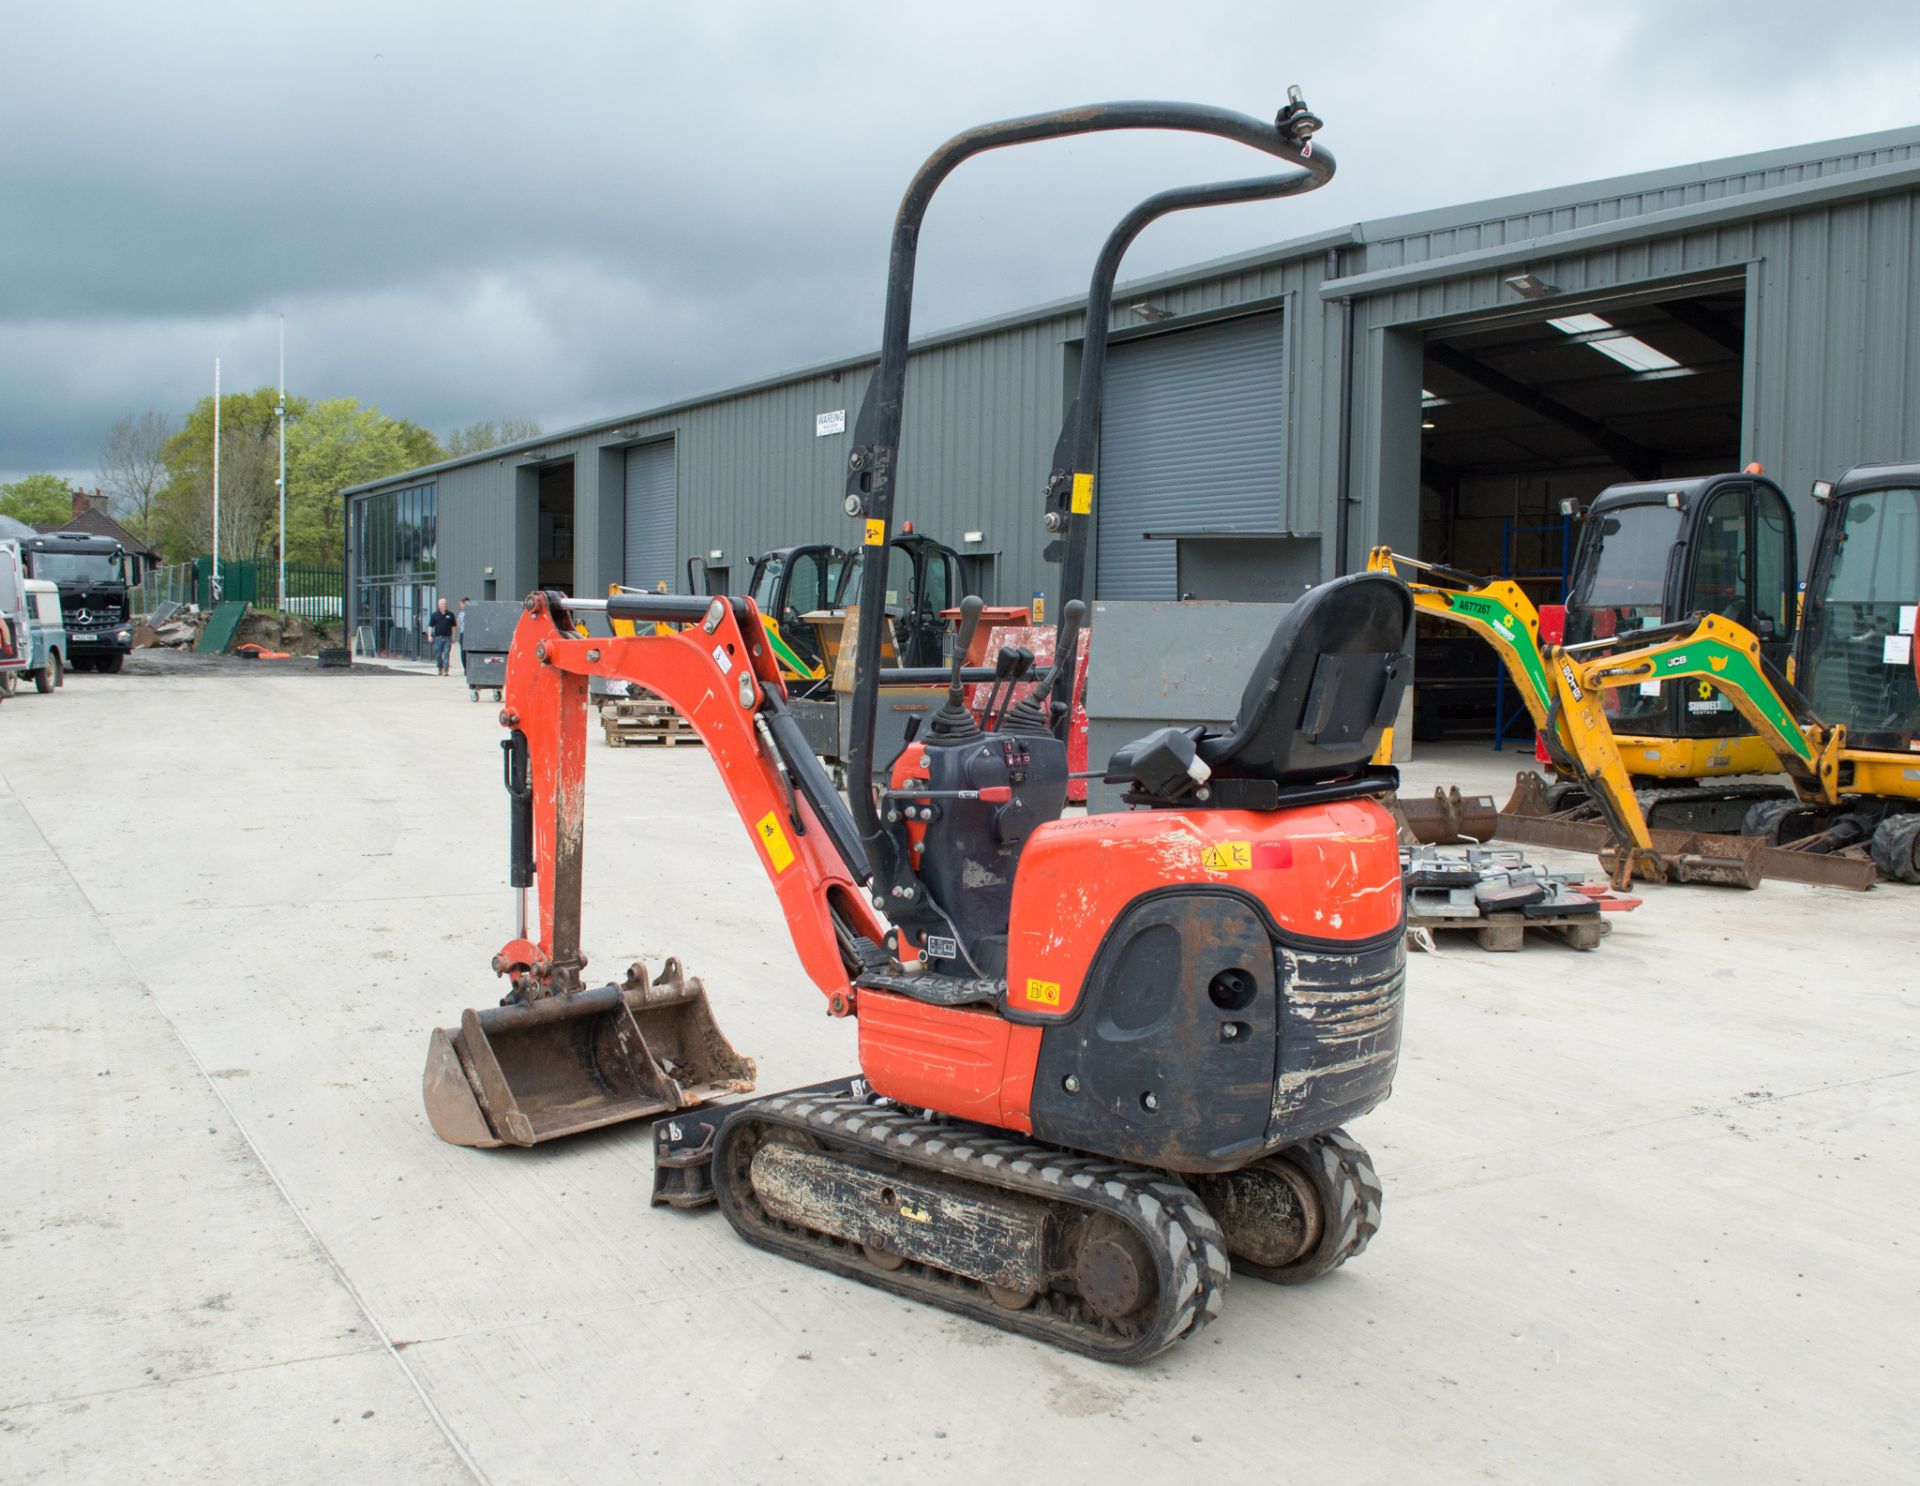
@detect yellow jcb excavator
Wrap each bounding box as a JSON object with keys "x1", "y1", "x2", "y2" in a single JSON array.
[{"x1": 1374, "y1": 462, "x2": 1920, "y2": 888}]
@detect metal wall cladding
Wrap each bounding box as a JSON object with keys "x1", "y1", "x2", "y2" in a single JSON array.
[
  {"x1": 622, "y1": 439, "x2": 677, "y2": 592},
  {"x1": 1095, "y1": 311, "x2": 1286, "y2": 601},
  {"x1": 347, "y1": 128, "x2": 1920, "y2": 611},
  {"x1": 1359, "y1": 131, "x2": 1920, "y2": 274}
]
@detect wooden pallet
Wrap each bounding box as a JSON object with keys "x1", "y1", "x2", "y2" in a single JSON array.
[
  {"x1": 601, "y1": 693, "x2": 701, "y2": 748},
  {"x1": 1408, "y1": 910, "x2": 1610, "y2": 953}
]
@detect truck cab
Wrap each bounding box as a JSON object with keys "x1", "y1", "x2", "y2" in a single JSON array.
[{"x1": 19, "y1": 532, "x2": 134, "y2": 672}]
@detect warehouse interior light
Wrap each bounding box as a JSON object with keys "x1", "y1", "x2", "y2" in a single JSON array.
[
  {"x1": 1546, "y1": 311, "x2": 1683, "y2": 373},
  {"x1": 1504, "y1": 272, "x2": 1556, "y2": 299}
]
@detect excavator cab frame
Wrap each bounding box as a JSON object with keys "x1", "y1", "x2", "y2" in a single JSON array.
[
  {"x1": 829, "y1": 530, "x2": 960, "y2": 670},
  {"x1": 1564, "y1": 472, "x2": 1798, "y2": 746},
  {"x1": 746, "y1": 542, "x2": 845, "y2": 683},
  {"x1": 1796, "y1": 463, "x2": 1920, "y2": 758}
]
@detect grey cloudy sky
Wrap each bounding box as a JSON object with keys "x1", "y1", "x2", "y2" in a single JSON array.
[{"x1": 3, "y1": 0, "x2": 1916, "y2": 485}]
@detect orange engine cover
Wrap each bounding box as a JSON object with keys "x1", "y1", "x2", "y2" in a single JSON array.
[
  {"x1": 855, "y1": 797, "x2": 1403, "y2": 1135},
  {"x1": 1004, "y1": 799, "x2": 1402, "y2": 1021}
]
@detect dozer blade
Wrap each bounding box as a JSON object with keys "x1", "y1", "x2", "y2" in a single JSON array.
[{"x1": 422, "y1": 957, "x2": 755, "y2": 1148}]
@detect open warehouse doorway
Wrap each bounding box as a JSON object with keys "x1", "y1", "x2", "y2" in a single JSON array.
[
  {"x1": 1411, "y1": 280, "x2": 1747, "y2": 742},
  {"x1": 538, "y1": 463, "x2": 576, "y2": 593}
]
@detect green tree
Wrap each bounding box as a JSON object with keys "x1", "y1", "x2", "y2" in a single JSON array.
[
  {"x1": 285, "y1": 398, "x2": 446, "y2": 565},
  {"x1": 152, "y1": 388, "x2": 299, "y2": 563},
  {"x1": 445, "y1": 417, "x2": 541, "y2": 457},
  {"x1": 148, "y1": 389, "x2": 444, "y2": 566},
  {"x1": 0, "y1": 472, "x2": 76, "y2": 528}
]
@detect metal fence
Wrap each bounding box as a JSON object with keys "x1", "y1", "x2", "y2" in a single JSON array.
[
  {"x1": 185, "y1": 557, "x2": 344, "y2": 618},
  {"x1": 133, "y1": 561, "x2": 197, "y2": 615}
]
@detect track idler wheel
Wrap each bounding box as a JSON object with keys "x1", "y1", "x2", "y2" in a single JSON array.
[
  {"x1": 1195, "y1": 1128, "x2": 1382, "y2": 1285},
  {"x1": 1073, "y1": 1216, "x2": 1159, "y2": 1323}
]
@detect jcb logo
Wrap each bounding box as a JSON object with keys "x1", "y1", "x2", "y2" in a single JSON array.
[
  {"x1": 1665, "y1": 653, "x2": 1691, "y2": 669},
  {"x1": 1559, "y1": 661, "x2": 1583, "y2": 702}
]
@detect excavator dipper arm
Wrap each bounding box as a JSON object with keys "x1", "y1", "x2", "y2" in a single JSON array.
[
  {"x1": 495, "y1": 590, "x2": 887, "y2": 1010},
  {"x1": 1536, "y1": 613, "x2": 1842, "y2": 887}
]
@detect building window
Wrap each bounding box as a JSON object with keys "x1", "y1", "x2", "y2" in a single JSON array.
[{"x1": 348, "y1": 483, "x2": 438, "y2": 659}]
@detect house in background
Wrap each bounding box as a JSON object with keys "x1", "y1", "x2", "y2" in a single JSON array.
[{"x1": 40, "y1": 489, "x2": 161, "y2": 581}]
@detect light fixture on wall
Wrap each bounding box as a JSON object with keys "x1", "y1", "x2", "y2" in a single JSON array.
[
  {"x1": 708, "y1": 549, "x2": 724, "y2": 562},
  {"x1": 1129, "y1": 302, "x2": 1174, "y2": 322},
  {"x1": 963, "y1": 530, "x2": 984, "y2": 544},
  {"x1": 1503, "y1": 272, "x2": 1556, "y2": 300}
]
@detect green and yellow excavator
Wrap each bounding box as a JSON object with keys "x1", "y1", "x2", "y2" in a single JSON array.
[{"x1": 1372, "y1": 462, "x2": 1920, "y2": 888}]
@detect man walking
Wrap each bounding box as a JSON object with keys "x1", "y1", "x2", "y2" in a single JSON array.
[{"x1": 426, "y1": 597, "x2": 459, "y2": 676}]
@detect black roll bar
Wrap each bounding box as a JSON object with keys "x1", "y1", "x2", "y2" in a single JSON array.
[
  {"x1": 1043, "y1": 162, "x2": 1337, "y2": 722},
  {"x1": 842, "y1": 95, "x2": 1333, "y2": 895}
]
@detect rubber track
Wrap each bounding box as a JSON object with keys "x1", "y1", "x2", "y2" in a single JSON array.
[
  {"x1": 1634, "y1": 781, "x2": 1791, "y2": 832},
  {"x1": 711, "y1": 1092, "x2": 1230, "y2": 1364},
  {"x1": 1280, "y1": 1129, "x2": 1383, "y2": 1281}
]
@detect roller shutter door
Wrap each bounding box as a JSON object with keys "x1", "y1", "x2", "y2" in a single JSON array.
[
  {"x1": 1094, "y1": 311, "x2": 1286, "y2": 600},
  {"x1": 623, "y1": 440, "x2": 677, "y2": 592}
]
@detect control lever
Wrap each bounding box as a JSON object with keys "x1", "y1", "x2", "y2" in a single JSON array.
[
  {"x1": 1005, "y1": 600, "x2": 1085, "y2": 736},
  {"x1": 981, "y1": 645, "x2": 1034, "y2": 732},
  {"x1": 924, "y1": 595, "x2": 987, "y2": 743},
  {"x1": 944, "y1": 595, "x2": 985, "y2": 708}
]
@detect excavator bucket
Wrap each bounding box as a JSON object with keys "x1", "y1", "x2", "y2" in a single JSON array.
[
  {"x1": 1395, "y1": 785, "x2": 1498, "y2": 845},
  {"x1": 422, "y1": 958, "x2": 755, "y2": 1148}
]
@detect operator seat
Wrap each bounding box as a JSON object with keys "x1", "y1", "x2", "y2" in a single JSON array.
[{"x1": 1105, "y1": 572, "x2": 1414, "y2": 806}]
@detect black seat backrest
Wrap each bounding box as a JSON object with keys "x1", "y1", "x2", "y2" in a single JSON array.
[{"x1": 1195, "y1": 572, "x2": 1413, "y2": 783}]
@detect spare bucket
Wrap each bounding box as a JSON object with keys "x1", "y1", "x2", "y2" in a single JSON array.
[{"x1": 422, "y1": 957, "x2": 754, "y2": 1147}]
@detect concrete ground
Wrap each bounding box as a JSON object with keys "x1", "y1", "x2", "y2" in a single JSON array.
[{"x1": 2, "y1": 658, "x2": 1913, "y2": 1484}]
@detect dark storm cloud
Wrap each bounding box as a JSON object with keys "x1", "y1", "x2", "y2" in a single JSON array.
[{"x1": 2, "y1": 0, "x2": 1916, "y2": 483}]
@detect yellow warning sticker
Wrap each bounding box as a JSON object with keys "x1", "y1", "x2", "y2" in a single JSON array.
[
  {"x1": 1026, "y1": 978, "x2": 1062, "y2": 1006},
  {"x1": 1202, "y1": 841, "x2": 1253, "y2": 872},
  {"x1": 864, "y1": 518, "x2": 886, "y2": 547},
  {"x1": 755, "y1": 812, "x2": 796, "y2": 873},
  {"x1": 1070, "y1": 472, "x2": 1094, "y2": 515}
]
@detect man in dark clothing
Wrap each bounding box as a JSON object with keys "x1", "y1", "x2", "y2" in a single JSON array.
[{"x1": 426, "y1": 598, "x2": 459, "y2": 675}]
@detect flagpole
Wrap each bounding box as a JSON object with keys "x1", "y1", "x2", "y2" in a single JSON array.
[
  {"x1": 277, "y1": 315, "x2": 287, "y2": 611},
  {"x1": 212, "y1": 357, "x2": 221, "y2": 601}
]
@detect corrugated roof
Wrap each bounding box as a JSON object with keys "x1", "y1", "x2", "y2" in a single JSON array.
[{"x1": 347, "y1": 122, "x2": 1920, "y2": 497}]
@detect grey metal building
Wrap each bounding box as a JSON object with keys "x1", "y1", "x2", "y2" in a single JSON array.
[{"x1": 346, "y1": 123, "x2": 1920, "y2": 689}]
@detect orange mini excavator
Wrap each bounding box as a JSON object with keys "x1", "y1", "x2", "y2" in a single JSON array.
[{"x1": 423, "y1": 94, "x2": 1417, "y2": 1362}]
